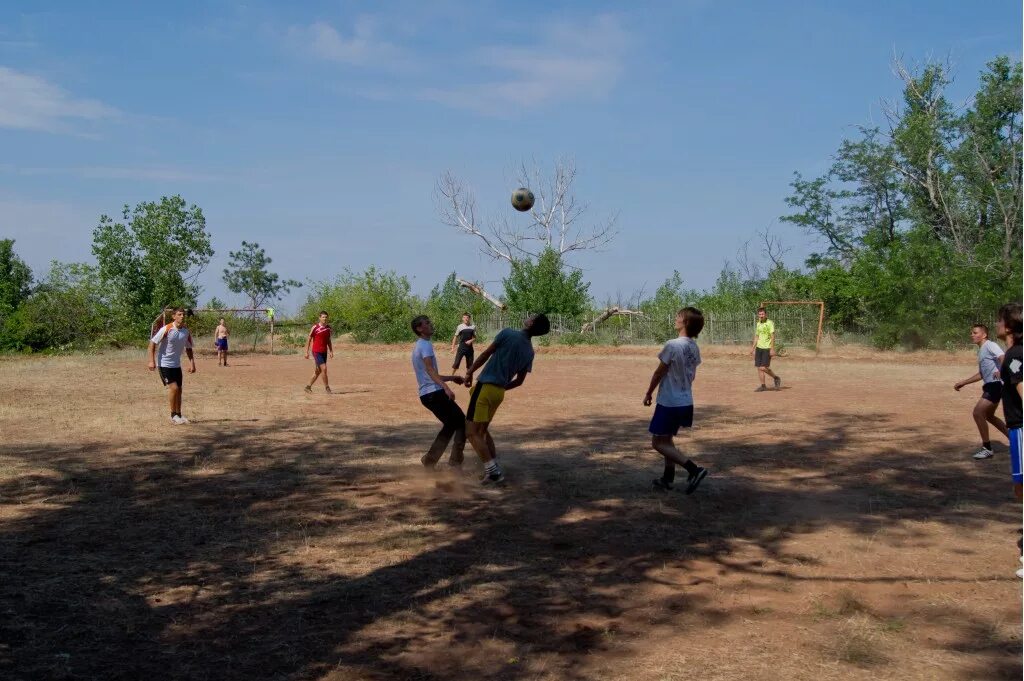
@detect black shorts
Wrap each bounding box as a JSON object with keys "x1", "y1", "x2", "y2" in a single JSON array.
[
  {"x1": 420, "y1": 389, "x2": 467, "y2": 431},
  {"x1": 754, "y1": 348, "x2": 772, "y2": 367},
  {"x1": 158, "y1": 367, "x2": 183, "y2": 388},
  {"x1": 453, "y1": 346, "x2": 474, "y2": 370},
  {"x1": 981, "y1": 381, "x2": 1002, "y2": 404}
]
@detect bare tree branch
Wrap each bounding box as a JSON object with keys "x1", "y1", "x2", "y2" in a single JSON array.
[{"x1": 455, "y1": 278, "x2": 507, "y2": 310}]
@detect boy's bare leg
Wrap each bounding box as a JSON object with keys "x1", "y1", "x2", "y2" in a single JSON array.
[
  {"x1": 651, "y1": 435, "x2": 690, "y2": 467},
  {"x1": 308, "y1": 366, "x2": 321, "y2": 386},
  {"x1": 167, "y1": 384, "x2": 178, "y2": 416},
  {"x1": 762, "y1": 366, "x2": 778, "y2": 380},
  {"x1": 757, "y1": 366, "x2": 767, "y2": 385},
  {"x1": 466, "y1": 421, "x2": 494, "y2": 463},
  {"x1": 974, "y1": 399, "x2": 1009, "y2": 441},
  {"x1": 321, "y1": 366, "x2": 330, "y2": 391}
]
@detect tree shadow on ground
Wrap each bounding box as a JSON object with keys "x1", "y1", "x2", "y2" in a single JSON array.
[{"x1": 0, "y1": 407, "x2": 1020, "y2": 680}]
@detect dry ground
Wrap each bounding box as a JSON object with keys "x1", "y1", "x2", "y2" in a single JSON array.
[{"x1": 1, "y1": 344, "x2": 1022, "y2": 680}]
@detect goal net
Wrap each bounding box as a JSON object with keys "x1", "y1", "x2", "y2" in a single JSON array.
[{"x1": 758, "y1": 301, "x2": 825, "y2": 352}]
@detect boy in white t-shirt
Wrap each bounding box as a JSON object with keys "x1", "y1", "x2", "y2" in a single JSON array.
[
  {"x1": 411, "y1": 315, "x2": 467, "y2": 469},
  {"x1": 954, "y1": 323, "x2": 1008, "y2": 459},
  {"x1": 643, "y1": 307, "x2": 708, "y2": 494},
  {"x1": 147, "y1": 307, "x2": 196, "y2": 424}
]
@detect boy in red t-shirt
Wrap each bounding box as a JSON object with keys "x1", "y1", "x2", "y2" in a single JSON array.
[{"x1": 304, "y1": 311, "x2": 334, "y2": 393}]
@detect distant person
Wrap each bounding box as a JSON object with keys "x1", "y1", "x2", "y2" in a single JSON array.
[
  {"x1": 215, "y1": 317, "x2": 230, "y2": 367},
  {"x1": 750, "y1": 307, "x2": 782, "y2": 391},
  {"x1": 451, "y1": 312, "x2": 477, "y2": 373},
  {"x1": 464, "y1": 314, "x2": 551, "y2": 484},
  {"x1": 147, "y1": 307, "x2": 196, "y2": 424},
  {"x1": 995, "y1": 303, "x2": 1023, "y2": 578},
  {"x1": 411, "y1": 315, "x2": 467, "y2": 470},
  {"x1": 644, "y1": 307, "x2": 709, "y2": 494},
  {"x1": 304, "y1": 311, "x2": 334, "y2": 394},
  {"x1": 953, "y1": 324, "x2": 1007, "y2": 459}
]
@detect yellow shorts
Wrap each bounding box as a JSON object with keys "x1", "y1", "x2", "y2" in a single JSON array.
[{"x1": 467, "y1": 383, "x2": 506, "y2": 423}]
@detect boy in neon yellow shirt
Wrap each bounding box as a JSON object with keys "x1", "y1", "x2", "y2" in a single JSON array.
[{"x1": 750, "y1": 307, "x2": 782, "y2": 392}]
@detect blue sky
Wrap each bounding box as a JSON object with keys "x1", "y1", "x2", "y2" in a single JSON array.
[{"x1": 1, "y1": 1, "x2": 1020, "y2": 313}]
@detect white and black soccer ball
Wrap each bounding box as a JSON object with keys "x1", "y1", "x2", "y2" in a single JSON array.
[{"x1": 511, "y1": 188, "x2": 535, "y2": 212}]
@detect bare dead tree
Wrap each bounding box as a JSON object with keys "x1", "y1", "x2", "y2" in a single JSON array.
[
  {"x1": 436, "y1": 157, "x2": 617, "y2": 264},
  {"x1": 758, "y1": 225, "x2": 791, "y2": 268},
  {"x1": 581, "y1": 306, "x2": 644, "y2": 333},
  {"x1": 455, "y1": 278, "x2": 507, "y2": 310}
]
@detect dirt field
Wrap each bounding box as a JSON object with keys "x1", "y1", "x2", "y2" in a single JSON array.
[{"x1": 1, "y1": 344, "x2": 1022, "y2": 680}]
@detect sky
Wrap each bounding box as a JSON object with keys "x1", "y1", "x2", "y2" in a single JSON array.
[{"x1": 1, "y1": 0, "x2": 1020, "y2": 314}]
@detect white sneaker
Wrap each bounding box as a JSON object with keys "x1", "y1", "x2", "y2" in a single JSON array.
[
  {"x1": 1018, "y1": 558, "x2": 1024, "y2": 579},
  {"x1": 972, "y1": 447, "x2": 994, "y2": 459},
  {"x1": 170, "y1": 416, "x2": 180, "y2": 425},
  {"x1": 176, "y1": 415, "x2": 190, "y2": 424}
]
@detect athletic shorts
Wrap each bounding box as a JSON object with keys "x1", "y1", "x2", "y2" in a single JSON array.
[
  {"x1": 754, "y1": 348, "x2": 772, "y2": 367},
  {"x1": 649, "y1": 404, "x2": 694, "y2": 436},
  {"x1": 215, "y1": 338, "x2": 228, "y2": 350},
  {"x1": 981, "y1": 381, "x2": 1002, "y2": 404},
  {"x1": 1010, "y1": 428, "x2": 1022, "y2": 484},
  {"x1": 453, "y1": 346, "x2": 475, "y2": 370},
  {"x1": 313, "y1": 351, "x2": 328, "y2": 366},
  {"x1": 158, "y1": 366, "x2": 183, "y2": 388},
  {"x1": 466, "y1": 383, "x2": 505, "y2": 424}
]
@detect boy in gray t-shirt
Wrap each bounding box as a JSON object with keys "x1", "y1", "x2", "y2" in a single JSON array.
[
  {"x1": 463, "y1": 313, "x2": 550, "y2": 484},
  {"x1": 954, "y1": 324, "x2": 1008, "y2": 459},
  {"x1": 643, "y1": 307, "x2": 708, "y2": 494}
]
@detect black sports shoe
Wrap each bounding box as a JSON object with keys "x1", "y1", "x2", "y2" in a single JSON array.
[
  {"x1": 652, "y1": 478, "x2": 674, "y2": 492},
  {"x1": 773, "y1": 376, "x2": 782, "y2": 389},
  {"x1": 684, "y1": 467, "x2": 708, "y2": 495},
  {"x1": 754, "y1": 385, "x2": 768, "y2": 392},
  {"x1": 481, "y1": 469, "x2": 505, "y2": 484}
]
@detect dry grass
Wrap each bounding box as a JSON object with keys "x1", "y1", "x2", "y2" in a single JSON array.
[{"x1": 0, "y1": 345, "x2": 1021, "y2": 681}]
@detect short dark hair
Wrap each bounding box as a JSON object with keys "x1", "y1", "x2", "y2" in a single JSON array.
[
  {"x1": 998, "y1": 302, "x2": 1023, "y2": 342},
  {"x1": 411, "y1": 315, "x2": 431, "y2": 336},
  {"x1": 757, "y1": 307, "x2": 767, "y2": 314},
  {"x1": 526, "y1": 313, "x2": 550, "y2": 337},
  {"x1": 462, "y1": 312, "x2": 471, "y2": 317},
  {"x1": 972, "y1": 323, "x2": 989, "y2": 338},
  {"x1": 678, "y1": 307, "x2": 705, "y2": 338},
  {"x1": 172, "y1": 307, "x2": 186, "y2": 314},
  {"x1": 318, "y1": 310, "x2": 329, "y2": 317}
]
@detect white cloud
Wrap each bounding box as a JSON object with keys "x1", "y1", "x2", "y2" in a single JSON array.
[
  {"x1": 420, "y1": 14, "x2": 631, "y2": 115},
  {"x1": 0, "y1": 66, "x2": 120, "y2": 134},
  {"x1": 285, "y1": 16, "x2": 407, "y2": 68}
]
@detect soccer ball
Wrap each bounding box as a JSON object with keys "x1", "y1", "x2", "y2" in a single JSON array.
[{"x1": 511, "y1": 188, "x2": 535, "y2": 212}]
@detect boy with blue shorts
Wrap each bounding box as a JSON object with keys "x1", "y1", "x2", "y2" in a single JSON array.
[
  {"x1": 995, "y1": 303, "x2": 1023, "y2": 577},
  {"x1": 215, "y1": 318, "x2": 230, "y2": 367},
  {"x1": 643, "y1": 307, "x2": 708, "y2": 494},
  {"x1": 304, "y1": 311, "x2": 334, "y2": 394}
]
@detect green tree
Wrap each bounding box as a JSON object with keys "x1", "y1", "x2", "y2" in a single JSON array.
[
  {"x1": 503, "y1": 248, "x2": 590, "y2": 316},
  {"x1": 0, "y1": 239, "x2": 33, "y2": 317},
  {"x1": 301, "y1": 266, "x2": 416, "y2": 343},
  {"x1": 2, "y1": 261, "x2": 112, "y2": 351},
  {"x1": 91, "y1": 195, "x2": 213, "y2": 331},
  {"x1": 223, "y1": 241, "x2": 301, "y2": 310},
  {"x1": 423, "y1": 273, "x2": 494, "y2": 341}
]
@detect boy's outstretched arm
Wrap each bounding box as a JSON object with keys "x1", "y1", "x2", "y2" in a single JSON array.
[
  {"x1": 464, "y1": 342, "x2": 498, "y2": 386},
  {"x1": 643, "y1": 362, "x2": 669, "y2": 405}
]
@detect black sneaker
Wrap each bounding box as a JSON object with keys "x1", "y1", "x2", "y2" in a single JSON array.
[
  {"x1": 754, "y1": 385, "x2": 768, "y2": 392},
  {"x1": 684, "y1": 467, "x2": 708, "y2": 495},
  {"x1": 773, "y1": 376, "x2": 782, "y2": 390},
  {"x1": 652, "y1": 478, "x2": 674, "y2": 492},
  {"x1": 304, "y1": 385, "x2": 312, "y2": 394},
  {"x1": 481, "y1": 469, "x2": 505, "y2": 484}
]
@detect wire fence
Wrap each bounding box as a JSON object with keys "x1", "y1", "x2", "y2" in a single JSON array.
[{"x1": 470, "y1": 307, "x2": 826, "y2": 349}]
